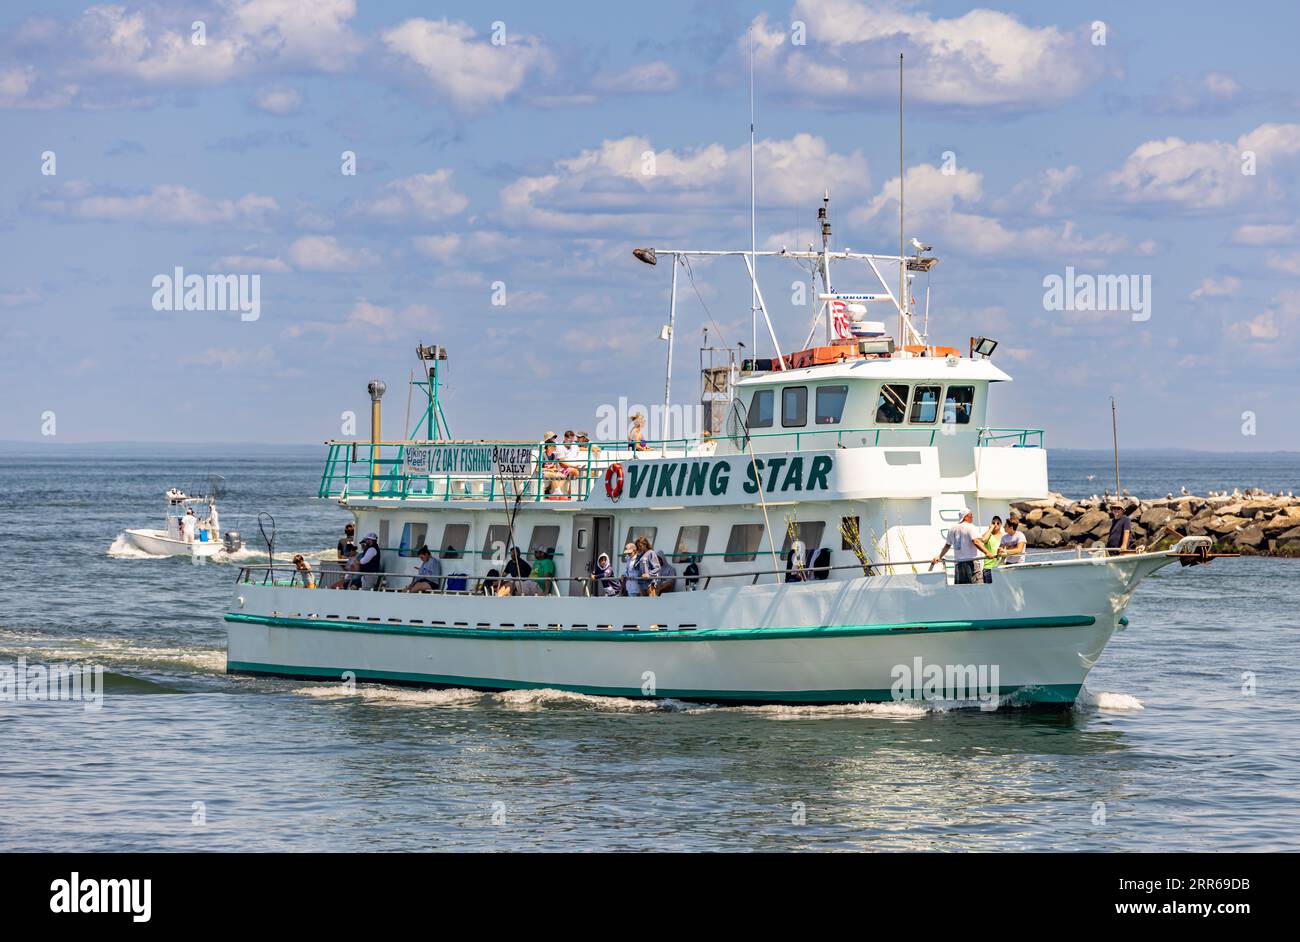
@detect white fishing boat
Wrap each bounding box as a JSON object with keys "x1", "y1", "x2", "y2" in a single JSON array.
[
  {"x1": 224, "y1": 196, "x2": 1229, "y2": 708},
  {"x1": 125, "y1": 485, "x2": 239, "y2": 559}
]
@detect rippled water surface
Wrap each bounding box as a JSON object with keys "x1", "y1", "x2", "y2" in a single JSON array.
[{"x1": 0, "y1": 445, "x2": 1296, "y2": 851}]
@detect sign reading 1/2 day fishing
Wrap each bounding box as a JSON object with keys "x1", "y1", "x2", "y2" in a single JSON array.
[
  {"x1": 404, "y1": 444, "x2": 535, "y2": 478},
  {"x1": 618, "y1": 454, "x2": 834, "y2": 502}
]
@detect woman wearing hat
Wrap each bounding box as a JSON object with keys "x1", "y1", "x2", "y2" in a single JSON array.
[{"x1": 622, "y1": 542, "x2": 642, "y2": 596}]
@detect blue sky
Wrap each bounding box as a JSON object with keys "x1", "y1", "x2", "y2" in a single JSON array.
[{"x1": 2, "y1": 0, "x2": 1298, "y2": 449}]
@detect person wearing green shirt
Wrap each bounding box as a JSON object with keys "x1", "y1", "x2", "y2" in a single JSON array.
[
  {"x1": 531, "y1": 548, "x2": 557, "y2": 594},
  {"x1": 979, "y1": 515, "x2": 1004, "y2": 584}
]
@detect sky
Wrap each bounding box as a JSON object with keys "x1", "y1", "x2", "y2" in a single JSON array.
[{"x1": 1, "y1": 0, "x2": 1298, "y2": 450}]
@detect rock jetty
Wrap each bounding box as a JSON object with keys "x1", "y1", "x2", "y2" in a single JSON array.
[{"x1": 1009, "y1": 489, "x2": 1300, "y2": 557}]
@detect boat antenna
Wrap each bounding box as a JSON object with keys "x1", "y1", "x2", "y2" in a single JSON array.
[
  {"x1": 1111, "y1": 397, "x2": 1121, "y2": 499},
  {"x1": 749, "y1": 25, "x2": 758, "y2": 352},
  {"x1": 898, "y1": 52, "x2": 906, "y2": 350}
]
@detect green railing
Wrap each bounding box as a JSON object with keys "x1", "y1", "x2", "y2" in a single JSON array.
[
  {"x1": 977, "y1": 427, "x2": 1044, "y2": 448},
  {"x1": 317, "y1": 425, "x2": 1044, "y2": 502}
]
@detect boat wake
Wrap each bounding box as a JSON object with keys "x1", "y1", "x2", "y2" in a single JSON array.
[
  {"x1": 106, "y1": 534, "x2": 168, "y2": 559},
  {"x1": 0, "y1": 627, "x2": 225, "y2": 674},
  {"x1": 1076, "y1": 687, "x2": 1145, "y2": 712}
]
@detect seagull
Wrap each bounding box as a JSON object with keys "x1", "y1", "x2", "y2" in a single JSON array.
[
  {"x1": 1180, "y1": 486, "x2": 1190, "y2": 496},
  {"x1": 1166, "y1": 493, "x2": 1174, "y2": 500},
  {"x1": 1086, "y1": 474, "x2": 1096, "y2": 481},
  {"x1": 910, "y1": 237, "x2": 931, "y2": 253}
]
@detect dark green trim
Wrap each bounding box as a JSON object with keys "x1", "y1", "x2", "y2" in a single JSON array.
[
  {"x1": 225, "y1": 611, "x2": 1096, "y2": 643},
  {"x1": 225, "y1": 660, "x2": 1081, "y2": 706}
]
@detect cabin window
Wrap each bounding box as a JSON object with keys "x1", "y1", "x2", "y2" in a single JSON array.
[
  {"x1": 625, "y1": 526, "x2": 658, "y2": 549},
  {"x1": 943, "y1": 385, "x2": 975, "y2": 425},
  {"x1": 780, "y1": 522, "x2": 826, "y2": 556},
  {"x1": 529, "y1": 525, "x2": 561, "y2": 555},
  {"x1": 781, "y1": 386, "x2": 808, "y2": 428},
  {"x1": 672, "y1": 525, "x2": 710, "y2": 563},
  {"x1": 724, "y1": 524, "x2": 764, "y2": 562},
  {"x1": 481, "y1": 524, "x2": 512, "y2": 562},
  {"x1": 909, "y1": 385, "x2": 941, "y2": 423},
  {"x1": 440, "y1": 523, "x2": 469, "y2": 558},
  {"x1": 575, "y1": 528, "x2": 589, "y2": 551},
  {"x1": 840, "y1": 516, "x2": 862, "y2": 551},
  {"x1": 875, "y1": 384, "x2": 909, "y2": 424},
  {"x1": 398, "y1": 522, "x2": 428, "y2": 557},
  {"x1": 815, "y1": 385, "x2": 848, "y2": 425},
  {"x1": 747, "y1": 389, "x2": 774, "y2": 429}
]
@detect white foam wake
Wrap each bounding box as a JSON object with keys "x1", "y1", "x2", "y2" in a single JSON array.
[
  {"x1": 1077, "y1": 687, "x2": 1145, "y2": 712},
  {"x1": 106, "y1": 534, "x2": 168, "y2": 559}
]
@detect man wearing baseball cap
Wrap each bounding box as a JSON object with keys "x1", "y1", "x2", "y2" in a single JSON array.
[{"x1": 930, "y1": 507, "x2": 984, "y2": 585}]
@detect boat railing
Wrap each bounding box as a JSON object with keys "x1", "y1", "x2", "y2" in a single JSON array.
[{"x1": 317, "y1": 426, "x2": 1044, "y2": 502}]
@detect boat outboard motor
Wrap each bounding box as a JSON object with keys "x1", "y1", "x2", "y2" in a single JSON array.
[{"x1": 223, "y1": 530, "x2": 242, "y2": 553}]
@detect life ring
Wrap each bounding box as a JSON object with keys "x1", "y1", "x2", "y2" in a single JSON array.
[{"x1": 604, "y1": 463, "x2": 625, "y2": 500}]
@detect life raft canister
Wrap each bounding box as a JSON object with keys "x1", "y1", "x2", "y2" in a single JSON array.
[{"x1": 605, "y1": 463, "x2": 625, "y2": 500}]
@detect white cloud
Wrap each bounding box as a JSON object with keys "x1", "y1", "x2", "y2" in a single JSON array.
[
  {"x1": 851, "y1": 163, "x2": 1129, "y2": 260},
  {"x1": 251, "y1": 85, "x2": 303, "y2": 115},
  {"x1": 287, "y1": 235, "x2": 379, "y2": 271},
  {"x1": 0, "y1": 1, "x2": 361, "y2": 108},
  {"x1": 0, "y1": 287, "x2": 41, "y2": 307},
  {"x1": 211, "y1": 255, "x2": 290, "y2": 273},
  {"x1": 35, "y1": 182, "x2": 277, "y2": 227},
  {"x1": 748, "y1": 2, "x2": 1104, "y2": 112},
  {"x1": 499, "y1": 133, "x2": 870, "y2": 232},
  {"x1": 1145, "y1": 71, "x2": 1246, "y2": 115},
  {"x1": 412, "y1": 231, "x2": 523, "y2": 262},
  {"x1": 382, "y1": 18, "x2": 551, "y2": 113},
  {"x1": 593, "y1": 61, "x2": 679, "y2": 93},
  {"x1": 1231, "y1": 223, "x2": 1299, "y2": 245},
  {"x1": 991, "y1": 166, "x2": 1081, "y2": 218},
  {"x1": 1103, "y1": 123, "x2": 1300, "y2": 211},
  {"x1": 1190, "y1": 276, "x2": 1240, "y2": 300},
  {"x1": 1265, "y1": 251, "x2": 1300, "y2": 276},
  {"x1": 349, "y1": 172, "x2": 469, "y2": 223}
]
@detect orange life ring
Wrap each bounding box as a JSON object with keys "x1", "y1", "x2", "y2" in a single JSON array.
[{"x1": 604, "y1": 463, "x2": 625, "y2": 500}]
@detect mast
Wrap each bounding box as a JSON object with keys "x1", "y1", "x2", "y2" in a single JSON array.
[
  {"x1": 898, "y1": 52, "x2": 906, "y2": 350},
  {"x1": 749, "y1": 28, "x2": 758, "y2": 352}
]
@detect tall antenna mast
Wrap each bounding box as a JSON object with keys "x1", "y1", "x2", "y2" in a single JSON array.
[
  {"x1": 898, "y1": 52, "x2": 906, "y2": 350},
  {"x1": 749, "y1": 27, "x2": 758, "y2": 352}
]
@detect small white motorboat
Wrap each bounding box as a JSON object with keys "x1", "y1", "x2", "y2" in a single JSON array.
[{"x1": 124, "y1": 485, "x2": 240, "y2": 559}]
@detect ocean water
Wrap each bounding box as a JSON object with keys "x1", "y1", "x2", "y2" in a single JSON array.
[{"x1": 0, "y1": 445, "x2": 1297, "y2": 851}]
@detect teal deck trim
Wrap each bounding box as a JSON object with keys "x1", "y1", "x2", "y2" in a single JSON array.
[
  {"x1": 225, "y1": 611, "x2": 1095, "y2": 643},
  {"x1": 224, "y1": 659, "x2": 1081, "y2": 705}
]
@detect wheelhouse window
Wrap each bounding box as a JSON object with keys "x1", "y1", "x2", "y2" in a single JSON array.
[
  {"x1": 724, "y1": 524, "x2": 764, "y2": 562},
  {"x1": 781, "y1": 386, "x2": 808, "y2": 428},
  {"x1": 943, "y1": 385, "x2": 975, "y2": 425},
  {"x1": 909, "y1": 385, "x2": 941, "y2": 423},
  {"x1": 398, "y1": 522, "x2": 428, "y2": 557},
  {"x1": 875, "y1": 384, "x2": 909, "y2": 424},
  {"x1": 440, "y1": 523, "x2": 469, "y2": 558},
  {"x1": 815, "y1": 385, "x2": 848, "y2": 425},
  {"x1": 780, "y1": 521, "x2": 826, "y2": 555},
  {"x1": 529, "y1": 525, "x2": 560, "y2": 555},
  {"x1": 747, "y1": 389, "x2": 774, "y2": 429},
  {"x1": 840, "y1": 516, "x2": 862, "y2": 551},
  {"x1": 480, "y1": 524, "x2": 512, "y2": 561},
  {"x1": 672, "y1": 525, "x2": 709, "y2": 563},
  {"x1": 625, "y1": 526, "x2": 658, "y2": 549}
]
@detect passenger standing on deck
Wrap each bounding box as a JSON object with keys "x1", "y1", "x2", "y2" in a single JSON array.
[
  {"x1": 292, "y1": 554, "x2": 316, "y2": 588},
  {"x1": 622, "y1": 542, "x2": 642, "y2": 596},
  {"x1": 1107, "y1": 504, "x2": 1133, "y2": 554},
  {"x1": 337, "y1": 523, "x2": 356, "y2": 560},
  {"x1": 930, "y1": 508, "x2": 982, "y2": 585},
  {"x1": 531, "y1": 548, "x2": 557, "y2": 594},
  {"x1": 181, "y1": 508, "x2": 197, "y2": 543},
  {"x1": 999, "y1": 519, "x2": 1027, "y2": 565},
  {"x1": 979, "y1": 516, "x2": 1003, "y2": 584},
  {"x1": 635, "y1": 536, "x2": 662, "y2": 595},
  {"x1": 589, "y1": 552, "x2": 616, "y2": 596}
]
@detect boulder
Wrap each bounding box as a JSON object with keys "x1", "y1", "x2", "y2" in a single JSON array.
[
  {"x1": 1241, "y1": 499, "x2": 1283, "y2": 518},
  {"x1": 1231, "y1": 524, "x2": 1268, "y2": 549},
  {"x1": 1066, "y1": 509, "x2": 1110, "y2": 540},
  {"x1": 1261, "y1": 509, "x2": 1300, "y2": 533},
  {"x1": 1207, "y1": 514, "x2": 1248, "y2": 535},
  {"x1": 1039, "y1": 509, "x2": 1068, "y2": 529},
  {"x1": 1139, "y1": 505, "x2": 1175, "y2": 529},
  {"x1": 1025, "y1": 508, "x2": 1045, "y2": 525},
  {"x1": 1037, "y1": 527, "x2": 1065, "y2": 548}
]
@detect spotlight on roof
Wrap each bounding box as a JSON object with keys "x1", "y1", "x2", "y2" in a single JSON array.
[
  {"x1": 971, "y1": 337, "x2": 999, "y2": 359},
  {"x1": 633, "y1": 247, "x2": 658, "y2": 266},
  {"x1": 415, "y1": 343, "x2": 448, "y2": 361}
]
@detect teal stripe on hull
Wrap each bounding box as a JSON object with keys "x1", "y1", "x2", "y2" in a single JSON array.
[
  {"x1": 225, "y1": 611, "x2": 1097, "y2": 642},
  {"x1": 226, "y1": 660, "x2": 1082, "y2": 706}
]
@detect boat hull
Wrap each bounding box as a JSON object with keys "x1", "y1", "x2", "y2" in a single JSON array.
[
  {"x1": 225, "y1": 552, "x2": 1176, "y2": 707},
  {"x1": 125, "y1": 528, "x2": 224, "y2": 558}
]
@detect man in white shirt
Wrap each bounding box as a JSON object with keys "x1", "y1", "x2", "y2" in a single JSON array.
[
  {"x1": 998, "y1": 518, "x2": 1028, "y2": 565},
  {"x1": 930, "y1": 507, "x2": 983, "y2": 585}
]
